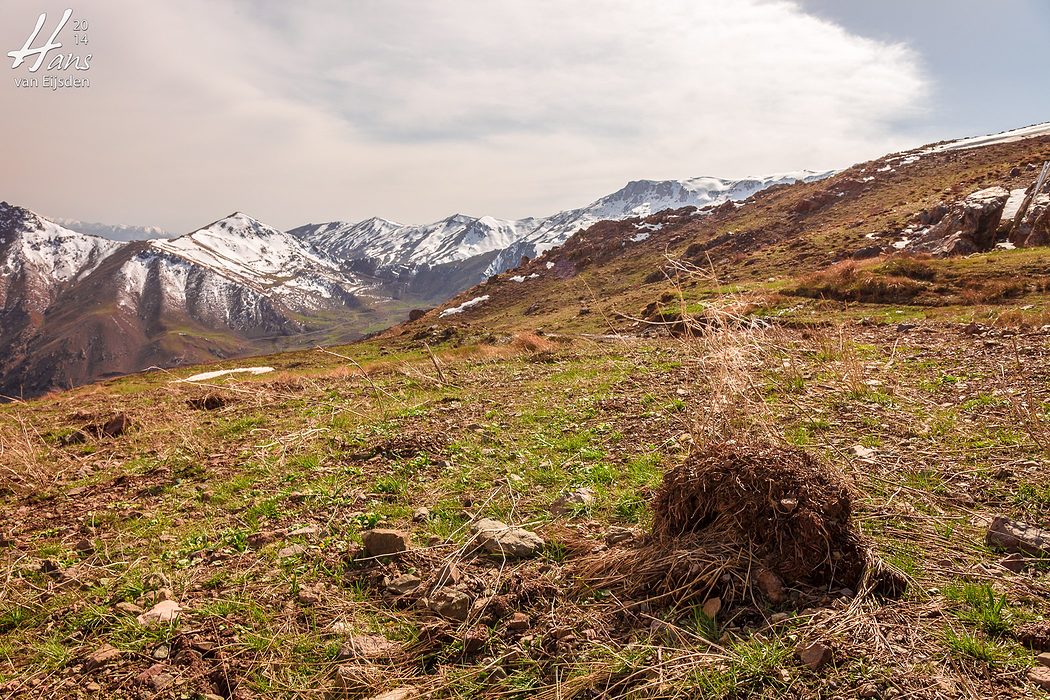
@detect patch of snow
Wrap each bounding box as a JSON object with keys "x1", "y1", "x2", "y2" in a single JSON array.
[
  {"x1": 439, "y1": 294, "x2": 490, "y2": 317},
  {"x1": 508, "y1": 275, "x2": 526, "y2": 282},
  {"x1": 899, "y1": 156, "x2": 921, "y2": 166},
  {"x1": 923, "y1": 122, "x2": 1050, "y2": 154},
  {"x1": 893, "y1": 238, "x2": 912, "y2": 250},
  {"x1": 996, "y1": 241, "x2": 1016, "y2": 250},
  {"x1": 545, "y1": 262, "x2": 555, "y2": 270},
  {"x1": 176, "y1": 367, "x2": 275, "y2": 382},
  {"x1": 630, "y1": 232, "x2": 650, "y2": 242}
]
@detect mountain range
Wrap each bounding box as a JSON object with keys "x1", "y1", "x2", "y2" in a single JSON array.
[{"x1": 1, "y1": 171, "x2": 830, "y2": 399}]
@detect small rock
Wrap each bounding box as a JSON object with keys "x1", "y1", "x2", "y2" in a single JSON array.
[
  {"x1": 507, "y1": 612, "x2": 530, "y2": 632},
  {"x1": 550, "y1": 488, "x2": 595, "y2": 515},
  {"x1": 385, "y1": 573, "x2": 422, "y2": 595},
  {"x1": 278, "y1": 544, "x2": 306, "y2": 559},
  {"x1": 84, "y1": 682, "x2": 101, "y2": 692},
  {"x1": 362, "y1": 529, "x2": 410, "y2": 557},
  {"x1": 367, "y1": 688, "x2": 418, "y2": 700},
  {"x1": 248, "y1": 530, "x2": 277, "y2": 549},
  {"x1": 702, "y1": 597, "x2": 721, "y2": 619},
  {"x1": 84, "y1": 644, "x2": 121, "y2": 670},
  {"x1": 796, "y1": 641, "x2": 833, "y2": 670},
  {"x1": 297, "y1": 588, "x2": 321, "y2": 606},
  {"x1": 114, "y1": 601, "x2": 143, "y2": 615},
  {"x1": 986, "y1": 516, "x2": 1050, "y2": 557},
  {"x1": 149, "y1": 672, "x2": 174, "y2": 691},
  {"x1": 770, "y1": 612, "x2": 791, "y2": 624},
  {"x1": 136, "y1": 599, "x2": 182, "y2": 625},
  {"x1": 1037, "y1": 651, "x2": 1050, "y2": 668},
  {"x1": 428, "y1": 587, "x2": 473, "y2": 621},
  {"x1": 75, "y1": 538, "x2": 93, "y2": 555},
  {"x1": 605, "y1": 526, "x2": 636, "y2": 546},
  {"x1": 152, "y1": 644, "x2": 170, "y2": 660},
  {"x1": 858, "y1": 682, "x2": 880, "y2": 698},
  {"x1": 412, "y1": 507, "x2": 431, "y2": 523},
  {"x1": 337, "y1": 633, "x2": 400, "y2": 660},
  {"x1": 1028, "y1": 666, "x2": 1050, "y2": 691},
  {"x1": 286, "y1": 525, "x2": 318, "y2": 537},
  {"x1": 1000, "y1": 552, "x2": 1026, "y2": 573},
  {"x1": 462, "y1": 625, "x2": 488, "y2": 654},
  {"x1": 755, "y1": 568, "x2": 786, "y2": 604},
  {"x1": 851, "y1": 445, "x2": 876, "y2": 459},
  {"x1": 470, "y1": 518, "x2": 544, "y2": 558}
]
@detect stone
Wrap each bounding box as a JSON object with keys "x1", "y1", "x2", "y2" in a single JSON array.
[
  {"x1": 428, "y1": 587, "x2": 473, "y2": 621},
  {"x1": 462, "y1": 625, "x2": 488, "y2": 654},
  {"x1": 412, "y1": 507, "x2": 431, "y2": 523},
  {"x1": 506, "y1": 612, "x2": 530, "y2": 632},
  {"x1": 114, "y1": 601, "x2": 143, "y2": 615},
  {"x1": 367, "y1": 688, "x2": 418, "y2": 700},
  {"x1": 286, "y1": 525, "x2": 318, "y2": 537},
  {"x1": 337, "y1": 633, "x2": 400, "y2": 661},
  {"x1": 84, "y1": 644, "x2": 121, "y2": 670},
  {"x1": 1028, "y1": 666, "x2": 1050, "y2": 692},
  {"x1": 470, "y1": 518, "x2": 544, "y2": 558},
  {"x1": 278, "y1": 544, "x2": 306, "y2": 559},
  {"x1": 605, "y1": 526, "x2": 636, "y2": 545},
  {"x1": 770, "y1": 612, "x2": 791, "y2": 624},
  {"x1": 913, "y1": 187, "x2": 1010, "y2": 256},
  {"x1": 136, "y1": 599, "x2": 182, "y2": 625},
  {"x1": 1011, "y1": 193, "x2": 1050, "y2": 248},
  {"x1": 361, "y1": 529, "x2": 410, "y2": 557},
  {"x1": 297, "y1": 588, "x2": 321, "y2": 606},
  {"x1": 999, "y1": 552, "x2": 1026, "y2": 573},
  {"x1": 702, "y1": 597, "x2": 721, "y2": 618},
  {"x1": 857, "y1": 682, "x2": 881, "y2": 698},
  {"x1": 550, "y1": 491, "x2": 592, "y2": 518},
  {"x1": 384, "y1": 573, "x2": 422, "y2": 595},
  {"x1": 1037, "y1": 652, "x2": 1050, "y2": 668},
  {"x1": 755, "y1": 568, "x2": 786, "y2": 604},
  {"x1": 796, "y1": 641, "x2": 833, "y2": 670},
  {"x1": 75, "y1": 538, "x2": 93, "y2": 555},
  {"x1": 152, "y1": 644, "x2": 170, "y2": 660},
  {"x1": 248, "y1": 530, "x2": 277, "y2": 549},
  {"x1": 986, "y1": 516, "x2": 1050, "y2": 557}
]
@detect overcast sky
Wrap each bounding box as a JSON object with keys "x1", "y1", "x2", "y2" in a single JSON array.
[{"x1": 1, "y1": 0, "x2": 1047, "y2": 234}]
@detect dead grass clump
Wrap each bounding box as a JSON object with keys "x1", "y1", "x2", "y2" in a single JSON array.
[
  {"x1": 652, "y1": 442, "x2": 865, "y2": 587},
  {"x1": 956, "y1": 279, "x2": 1027, "y2": 305},
  {"x1": 509, "y1": 331, "x2": 555, "y2": 355},
  {"x1": 793, "y1": 260, "x2": 927, "y2": 303}
]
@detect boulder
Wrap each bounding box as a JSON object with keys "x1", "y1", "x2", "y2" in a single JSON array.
[
  {"x1": 1010, "y1": 193, "x2": 1050, "y2": 248},
  {"x1": 913, "y1": 187, "x2": 1009, "y2": 255},
  {"x1": 986, "y1": 516, "x2": 1050, "y2": 558},
  {"x1": 470, "y1": 518, "x2": 544, "y2": 558},
  {"x1": 361, "y1": 529, "x2": 410, "y2": 557}
]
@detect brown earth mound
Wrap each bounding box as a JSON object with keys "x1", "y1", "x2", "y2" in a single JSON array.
[
  {"x1": 652, "y1": 442, "x2": 865, "y2": 585},
  {"x1": 578, "y1": 442, "x2": 902, "y2": 607}
]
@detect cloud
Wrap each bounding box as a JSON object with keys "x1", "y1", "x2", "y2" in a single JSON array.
[{"x1": 0, "y1": 0, "x2": 927, "y2": 231}]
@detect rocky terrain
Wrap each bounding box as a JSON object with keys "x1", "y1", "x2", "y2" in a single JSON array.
[{"x1": 0, "y1": 123, "x2": 1049, "y2": 699}]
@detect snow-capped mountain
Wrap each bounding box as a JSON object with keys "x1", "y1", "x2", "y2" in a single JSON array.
[
  {"x1": 291, "y1": 213, "x2": 538, "y2": 277},
  {"x1": 485, "y1": 171, "x2": 835, "y2": 275},
  {"x1": 53, "y1": 218, "x2": 174, "y2": 242}
]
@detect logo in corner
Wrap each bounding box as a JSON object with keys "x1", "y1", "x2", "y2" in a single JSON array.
[{"x1": 9, "y1": 8, "x2": 91, "y2": 90}]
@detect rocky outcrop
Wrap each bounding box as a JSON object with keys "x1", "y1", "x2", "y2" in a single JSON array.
[
  {"x1": 912, "y1": 187, "x2": 1009, "y2": 256},
  {"x1": 1009, "y1": 193, "x2": 1050, "y2": 248}
]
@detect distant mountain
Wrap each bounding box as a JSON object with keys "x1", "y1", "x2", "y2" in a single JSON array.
[
  {"x1": 53, "y1": 218, "x2": 173, "y2": 242},
  {"x1": 0, "y1": 170, "x2": 834, "y2": 398}
]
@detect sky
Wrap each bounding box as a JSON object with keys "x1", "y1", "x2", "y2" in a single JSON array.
[{"x1": 0, "y1": 0, "x2": 1047, "y2": 234}]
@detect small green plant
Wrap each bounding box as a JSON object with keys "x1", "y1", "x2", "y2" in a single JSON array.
[{"x1": 943, "y1": 581, "x2": 1012, "y2": 637}]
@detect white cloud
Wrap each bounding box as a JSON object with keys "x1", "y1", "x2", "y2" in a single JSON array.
[{"x1": 0, "y1": 0, "x2": 927, "y2": 231}]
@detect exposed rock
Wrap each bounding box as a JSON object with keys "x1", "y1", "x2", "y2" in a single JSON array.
[
  {"x1": 470, "y1": 518, "x2": 544, "y2": 558},
  {"x1": 986, "y1": 516, "x2": 1050, "y2": 557},
  {"x1": 412, "y1": 507, "x2": 431, "y2": 523},
  {"x1": 605, "y1": 526, "x2": 636, "y2": 546},
  {"x1": 550, "y1": 487, "x2": 595, "y2": 515},
  {"x1": 337, "y1": 633, "x2": 400, "y2": 661},
  {"x1": 114, "y1": 601, "x2": 143, "y2": 615},
  {"x1": 1036, "y1": 651, "x2": 1050, "y2": 668},
  {"x1": 368, "y1": 688, "x2": 418, "y2": 700},
  {"x1": 506, "y1": 612, "x2": 530, "y2": 632},
  {"x1": 1029, "y1": 666, "x2": 1050, "y2": 691},
  {"x1": 286, "y1": 524, "x2": 318, "y2": 537},
  {"x1": 702, "y1": 597, "x2": 721, "y2": 618},
  {"x1": 277, "y1": 544, "x2": 306, "y2": 559},
  {"x1": 384, "y1": 573, "x2": 422, "y2": 595},
  {"x1": 913, "y1": 187, "x2": 1009, "y2": 255},
  {"x1": 137, "y1": 599, "x2": 182, "y2": 625},
  {"x1": 999, "y1": 552, "x2": 1026, "y2": 573},
  {"x1": 84, "y1": 644, "x2": 121, "y2": 670},
  {"x1": 1011, "y1": 193, "x2": 1050, "y2": 247},
  {"x1": 461, "y1": 625, "x2": 489, "y2": 654},
  {"x1": 362, "y1": 528, "x2": 410, "y2": 557},
  {"x1": 755, "y1": 567, "x2": 786, "y2": 604},
  {"x1": 796, "y1": 641, "x2": 833, "y2": 670},
  {"x1": 248, "y1": 530, "x2": 277, "y2": 549},
  {"x1": 427, "y1": 587, "x2": 473, "y2": 621},
  {"x1": 851, "y1": 245, "x2": 883, "y2": 260}
]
